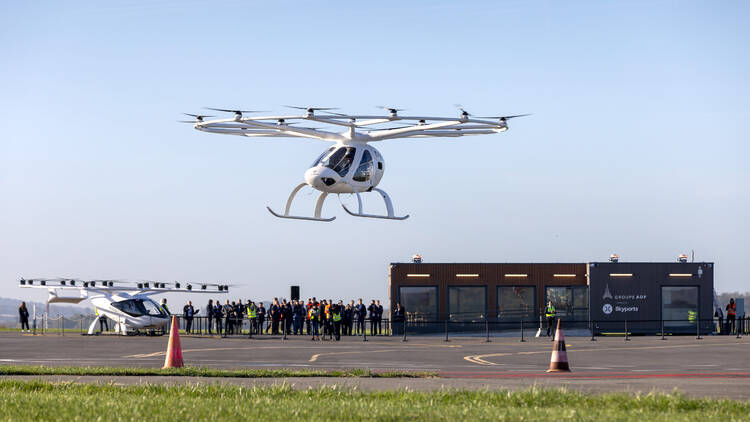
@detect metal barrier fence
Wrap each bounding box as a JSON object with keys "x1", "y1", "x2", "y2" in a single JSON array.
[{"x1": 10, "y1": 314, "x2": 750, "y2": 339}]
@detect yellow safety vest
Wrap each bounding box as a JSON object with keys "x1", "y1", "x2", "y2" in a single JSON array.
[
  {"x1": 247, "y1": 305, "x2": 257, "y2": 318},
  {"x1": 332, "y1": 312, "x2": 341, "y2": 322},
  {"x1": 545, "y1": 306, "x2": 556, "y2": 318}
]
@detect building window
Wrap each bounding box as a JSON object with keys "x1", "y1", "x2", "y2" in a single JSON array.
[
  {"x1": 497, "y1": 286, "x2": 536, "y2": 321},
  {"x1": 448, "y1": 286, "x2": 487, "y2": 321},
  {"x1": 662, "y1": 286, "x2": 698, "y2": 328},
  {"x1": 546, "y1": 286, "x2": 588, "y2": 320},
  {"x1": 398, "y1": 286, "x2": 438, "y2": 322}
]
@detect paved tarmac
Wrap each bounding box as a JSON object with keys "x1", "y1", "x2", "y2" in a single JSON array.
[{"x1": 1, "y1": 332, "x2": 748, "y2": 399}]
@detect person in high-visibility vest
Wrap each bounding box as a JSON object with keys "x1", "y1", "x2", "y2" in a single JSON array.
[
  {"x1": 332, "y1": 300, "x2": 343, "y2": 341},
  {"x1": 726, "y1": 298, "x2": 737, "y2": 335},
  {"x1": 545, "y1": 301, "x2": 556, "y2": 337},
  {"x1": 247, "y1": 301, "x2": 258, "y2": 335},
  {"x1": 688, "y1": 310, "x2": 697, "y2": 325},
  {"x1": 308, "y1": 305, "x2": 321, "y2": 341}
]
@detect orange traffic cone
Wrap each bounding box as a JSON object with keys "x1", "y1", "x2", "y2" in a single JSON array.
[
  {"x1": 163, "y1": 315, "x2": 184, "y2": 369},
  {"x1": 547, "y1": 319, "x2": 570, "y2": 372}
]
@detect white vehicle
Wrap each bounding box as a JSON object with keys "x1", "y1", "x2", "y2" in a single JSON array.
[
  {"x1": 184, "y1": 106, "x2": 528, "y2": 221},
  {"x1": 18, "y1": 278, "x2": 228, "y2": 335}
]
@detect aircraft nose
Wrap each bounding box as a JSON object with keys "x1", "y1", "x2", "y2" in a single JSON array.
[{"x1": 305, "y1": 166, "x2": 337, "y2": 189}]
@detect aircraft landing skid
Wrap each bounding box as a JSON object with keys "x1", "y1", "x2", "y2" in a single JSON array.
[
  {"x1": 340, "y1": 186, "x2": 409, "y2": 221},
  {"x1": 267, "y1": 183, "x2": 336, "y2": 222}
]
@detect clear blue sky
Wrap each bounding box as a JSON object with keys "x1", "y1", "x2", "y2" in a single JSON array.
[{"x1": 1, "y1": 1, "x2": 748, "y2": 306}]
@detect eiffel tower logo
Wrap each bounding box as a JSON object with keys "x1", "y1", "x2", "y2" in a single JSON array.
[{"x1": 602, "y1": 284, "x2": 613, "y2": 300}]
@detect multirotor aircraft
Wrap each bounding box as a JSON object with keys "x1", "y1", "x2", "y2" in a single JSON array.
[
  {"x1": 183, "y1": 106, "x2": 528, "y2": 222},
  {"x1": 18, "y1": 278, "x2": 229, "y2": 335}
]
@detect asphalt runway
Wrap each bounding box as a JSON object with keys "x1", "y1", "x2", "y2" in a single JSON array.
[{"x1": 2, "y1": 332, "x2": 749, "y2": 398}]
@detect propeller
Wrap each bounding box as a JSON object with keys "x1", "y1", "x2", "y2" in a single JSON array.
[
  {"x1": 454, "y1": 104, "x2": 472, "y2": 118},
  {"x1": 477, "y1": 114, "x2": 532, "y2": 122},
  {"x1": 284, "y1": 105, "x2": 339, "y2": 114},
  {"x1": 377, "y1": 106, "x2": 406, "y2": 116},
  {"x1": 179, "y1": 113, "x2": 215, "y2": 123},
  {"x1": 205, "y1": 108, "x2": 267, "y2": 118}
]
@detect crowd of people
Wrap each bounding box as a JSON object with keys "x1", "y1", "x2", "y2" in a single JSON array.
[{"x1": 164, "y1": 297, "x2": 399, "y2": 340}]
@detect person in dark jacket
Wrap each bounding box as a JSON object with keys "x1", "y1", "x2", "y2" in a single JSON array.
[
  {"x1": 270, "y1": 298, "x2": 280, "y2": 335},
  {"x1": 292, "y1": 300, "x2": 304, "y2": 335},
  {"x1": 342, "y1": 303, "x2": 352, "y2": 336},
  {"x1": 224, "y1": 300, "x2": 233, "y2": 335},
  {"x1": 393, "y1": 302, "x2": 405, "y2": 323},
  {"x1": 368, "y1": 300, "x2": 378, "y2": 335},
  {"x1": 257, "y1": 302, "x2": 266, "y2": 334},
  {"x1": 206, "y1": 299, "x2": 214, "y2": 334},
  {"x1": 234, "y1": 300, "x2": 244, "y2": 335},
  {"x1": 331, "y1": 301, "x2": 343, "y2": 341},
  {"x1": 376, "y1": 300, "x2": 384, "y2": 335},
  {"x1": 214, "y1": 301, "x2": 223, "y2": 335},
  {"x1": 355, "y1": 298, "x2": 366, "y2": 335},
  {"x1": 183, "y1": 301, "x2": 198, "y2": 334},
  {"x1": 283, "y1": 301, "x2": 293, "y2": 335},
  {"x1": 18, "y1": 302, "x2": 30, "y2": 332}
]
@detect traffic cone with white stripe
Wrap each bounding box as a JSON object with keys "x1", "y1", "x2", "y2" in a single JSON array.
[
  {"x1": 163, "y1": 315, "x2": 184, "y2": 368},
  {"x1": 547, "y1": 319, "x2": 570, "y2": 372}
]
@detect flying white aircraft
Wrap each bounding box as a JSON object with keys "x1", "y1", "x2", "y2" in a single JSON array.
[
  {"x1": 184, "y1": 106, "x2": 528, "y2": 221},
  {"x1": 19, "y1": 278, "x2": 228, "y2": 335}
]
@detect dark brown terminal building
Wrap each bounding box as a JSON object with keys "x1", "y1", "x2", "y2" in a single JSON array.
[
  {"x1": 389, "y1": 262, "x2": 589, "y2": 322},
  {"x1": 389, "y1": 257, "x2": 715, "y2": 334}
]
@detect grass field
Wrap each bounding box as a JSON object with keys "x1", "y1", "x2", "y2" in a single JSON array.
[
  {"x1": 0, "y1": 365, "x2": 435, "y2": 378},
  {"x1": 0, "y1": 380, "x2": 747, "y2": 421}
]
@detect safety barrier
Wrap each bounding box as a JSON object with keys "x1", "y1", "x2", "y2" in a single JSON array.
[{"x1": 10, "y1": 314, "x2": 750, "y2": 338}]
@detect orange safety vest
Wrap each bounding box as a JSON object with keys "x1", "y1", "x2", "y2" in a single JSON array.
[
  {"x1": 325, "y1": 304, "x2": 330, "y2": 318},
  {"x1": 727, "y1": 302, "x2": 736, "y2": 317}
]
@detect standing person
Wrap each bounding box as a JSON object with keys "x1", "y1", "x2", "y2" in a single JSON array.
[
  {"x1": 355, "y1": 299, "x2": 366, "y2": 335},
  {"x1": 726, "y1": 298, "x2": 737, "y2": 335},
  {"x1": 309, "y1": 304, "x2": 320, "y2": 341},
  {"x1": 206, "y1": 299, "x2": 214, "y2": 334},
  {"x1": 368, "y1": 300, "x2": 378, "y2": 336},
  {"x1": 270, "y1": 298, "x2": 280, "y2": 335},
  {"x1": 305, "y1": 299, "x2": 314, "y2": 335},
  {"x1": 183, "y1": 301, "x2": 198, "y2": 334},
  {"x1": 214, "y1": 300, "x2": 223, "y2": 335},
  {"x1": 247, "y1": 300, "x2": 258, "y2": 335},
  {"x1": 332, "y1": 301, "x2": 343, "y2": 341},
  {"x1": 257, "y1": 301, "x2": 266, "y2": 334},
  {"x1": 545, "y1": 301, "x2": 557, "y2": 337},
  {"x1": 160, "y1": 298, "x2": 170, "y2": 316},
  {"x1": 234, "y1": 300, "x2": 244, "y2": 335},
  {"x1": 284, "y1": 301, "x2": 293, "y2": 335},
  {"x1": 223, "y1": 300, "x2": 233, "y2": 335},
  {"x1": 348, "y1": 300, "x2": 356, "y2": 335},
  {"x1": 18, "y1": 302, "x2": 30, "y2": 332},
  {"x1": 343, "y1": 303, "x2": 352, "y2": 336},
  {"x1": 323, "y1": 300, "x2": 332, "y2": 339},
  {"x1": 94, "y1": 307, "x2": 109, "y2": 333},
  {"x1": 376, "y1": 300, "x2": 384, "y2": 335},
  {"x1": 293, "y1": 300, "x2": 304, "y2": 335},
  {"x1": 393, "y1": 302, "x2": 405, "y2": 323}
]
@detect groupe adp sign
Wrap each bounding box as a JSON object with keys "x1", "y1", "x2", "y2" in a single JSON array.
[{"x1": 588, "y1": 261, "x2": 714, "y2": 334}]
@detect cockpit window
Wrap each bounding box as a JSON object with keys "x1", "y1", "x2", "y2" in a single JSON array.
[
  {"x1": 353, "y1": 150, "x2": 373, "y2": 182},
  {"x1": 112, "y1": 299, "x2": 166, "y2": 318},
  {"x1": 311, "y1": 146, "x2": 335, "y2": 168},
  {"x1": 321, "y1": 146, "x2": 356, "y2": 177}
]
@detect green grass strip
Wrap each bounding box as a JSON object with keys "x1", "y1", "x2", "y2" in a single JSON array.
[
  {"x1": 0, "y1": 380, "x2": 746, "y2": 421},
  {"x1": 0, "y1": 365, "x2": 435, "y2": 378}
]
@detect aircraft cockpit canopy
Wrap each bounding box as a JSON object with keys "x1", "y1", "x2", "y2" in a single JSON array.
[{"x1": 111, "y1": 298, "x2": 167, "y2": 318}]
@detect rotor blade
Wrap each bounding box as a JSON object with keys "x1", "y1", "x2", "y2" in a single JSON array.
[
  {"x1": 184, "y1": 113, "x2": 215, "y2": 118},
  {"x1": 205, "y1": 108, "x2": 268, "y2": 113},
  {"x1": 178, "y1": 120, "x2": 199, "y2": 123},
  {"x1": 376, "y1": 106, "x2": 406, "y2": 112},
  {"x1": 478, "y1": 114, "x2": 532, "y2": 120},
  {"x1": 283, "y1": 105, "x2": 339, "y2": 111}
]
